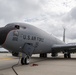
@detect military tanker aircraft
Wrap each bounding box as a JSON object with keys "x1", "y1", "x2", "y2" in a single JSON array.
[{"x1": 0, "y1": 22, "x2": 76, "y2": 65}]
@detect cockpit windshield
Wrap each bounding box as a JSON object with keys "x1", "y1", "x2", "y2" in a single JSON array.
[
  {"x1": 15, "y1": 25, "x2": 20, "y2": 29},
  {"x1": 5, "y1": 23, "x2": 26, "y2": 30}
]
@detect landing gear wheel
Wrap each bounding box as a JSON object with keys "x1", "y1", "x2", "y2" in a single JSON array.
[
  {"x1": 24, "y1": 57, "x2": 30, "y2": 65},
  {"x1": 21, "y1": 57, "x2": 25, "y2": 65},
  {"x1": 21, "y1": 57, "x2": 30, "y2": 65},
  {"x1": 64, "y1": 54, "x2": 67, "y2": 58},
  {"x1": 40, "y1": 53, "x2": 47, "y2": 58},
  {"x1": 64, "y1": 52, "x2": 71, "y2": 58},
  {"x1": 51, "y1": 53, "x2": 58, "y2": 57},
  {"x1": 68, "y1": 53, "x2": 71, "y2": 58}
]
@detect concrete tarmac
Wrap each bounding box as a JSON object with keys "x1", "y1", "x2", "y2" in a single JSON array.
[{"x1": 0, "y1": 53, "x2": 76, "y2": 75}]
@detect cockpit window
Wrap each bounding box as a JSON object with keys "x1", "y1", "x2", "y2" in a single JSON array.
[
  {"x1": 15, "y1": 25, "x2": 20, "y2": 29},
  {"x1": 5, "y1": 24, "x2": 26, "y2": 30}
]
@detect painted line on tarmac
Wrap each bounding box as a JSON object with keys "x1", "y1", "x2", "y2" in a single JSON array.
[{"x1": 0, "y1": 58, "x2": 15, "y2": 61}]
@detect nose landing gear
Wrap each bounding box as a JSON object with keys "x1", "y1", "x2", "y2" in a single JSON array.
[
  {"x1": 19, "y1": 52, "x2": 30, "y2": 65},
  {"x1": 21, "y1": 57, "x2": 30, "y2": 65}
]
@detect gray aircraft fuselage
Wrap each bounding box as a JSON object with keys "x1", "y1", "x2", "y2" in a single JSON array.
[{"x1": 0, "y1": 22, "x2": 65, "y2": 55}]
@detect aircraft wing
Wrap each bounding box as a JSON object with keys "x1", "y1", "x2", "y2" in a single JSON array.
[{"x1": 52, "y1": 44, "x2": 76, "y2": 53}]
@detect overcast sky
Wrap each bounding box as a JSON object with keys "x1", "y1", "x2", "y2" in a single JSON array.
[{"x1": 0, "y1": 0, "x2": 76, "y2": 43}]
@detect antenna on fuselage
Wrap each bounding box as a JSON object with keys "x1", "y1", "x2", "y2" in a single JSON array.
[{"x1": 63, "y1": 27, "x2": 66, "y2": 42}]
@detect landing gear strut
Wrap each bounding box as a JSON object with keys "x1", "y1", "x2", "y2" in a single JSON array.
[{"x1": 64, "y1": 52, "x2": 71, "y2": 58}]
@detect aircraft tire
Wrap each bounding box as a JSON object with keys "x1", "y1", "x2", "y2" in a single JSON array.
[
  {"x1": 64, "y1": 54, "x2": 67, "y2": 58},
  {"x1": 24, "y1": 57, "x2": 30, "y2": 65},
  {"x1": 21, "y1": 58, "x2": 25, "y2": 65},
  {"x1": 51, "y1": 53, "x2": 58, "y2": 57},
  {"x1": 68, "y1": 53, "x2": 71, "y2": 58},
  {"x1": 21, "y1": 57, "x2": 29, "y2": 65},
  {"x1": 40, "y1": 53, "x2": 47, "y2": 58}
]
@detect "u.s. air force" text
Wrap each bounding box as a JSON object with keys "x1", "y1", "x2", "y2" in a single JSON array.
[{"x1": 23, "y1": 35, "x2": 44, "y2": 42}]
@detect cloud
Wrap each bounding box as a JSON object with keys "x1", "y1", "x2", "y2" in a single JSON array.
[
  {"x1": 31, "y1": 5, "x2": 76, "y2": 43},
  {"x1": 0, "y1": 0, "x2": 45, "y2": 25},
  {"x1": 70, "y1": 7, "x2": 76, "y2": 20},
  {"x1": 62, "y1": 7, "x2": 76, "y2": 22},
  {"x1": 0, "y1": 0, "x2": 76, "y2": 43},
  {"x1": 59, "y1": 6, "x2": 76, "y2": 42}
]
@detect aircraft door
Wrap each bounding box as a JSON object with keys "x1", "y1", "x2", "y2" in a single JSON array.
[{"x1": 22, "y1": 43, "x2": 34, "y2": 56}]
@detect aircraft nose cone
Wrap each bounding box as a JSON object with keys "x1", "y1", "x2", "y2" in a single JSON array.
[
  {"x1": 0, "y1": 28, "x2": 8, "y2": 45},
  {"x1": 0, "y1": 26, "x2": 15, "y2": 45},
  {"x1": 0, "y1": 25, "x2": 17, "y2": 45}
]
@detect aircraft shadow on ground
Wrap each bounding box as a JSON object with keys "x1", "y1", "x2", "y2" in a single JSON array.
[
  {"x1": 29, "y1": 56, "x2": 76, "y2": 64},
  {"x1": 30, "y1": 57, "x2": 76, "y2": 64},
  {"x1": 31, "y1": 57, "x2": 76, "y2": 63}
]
